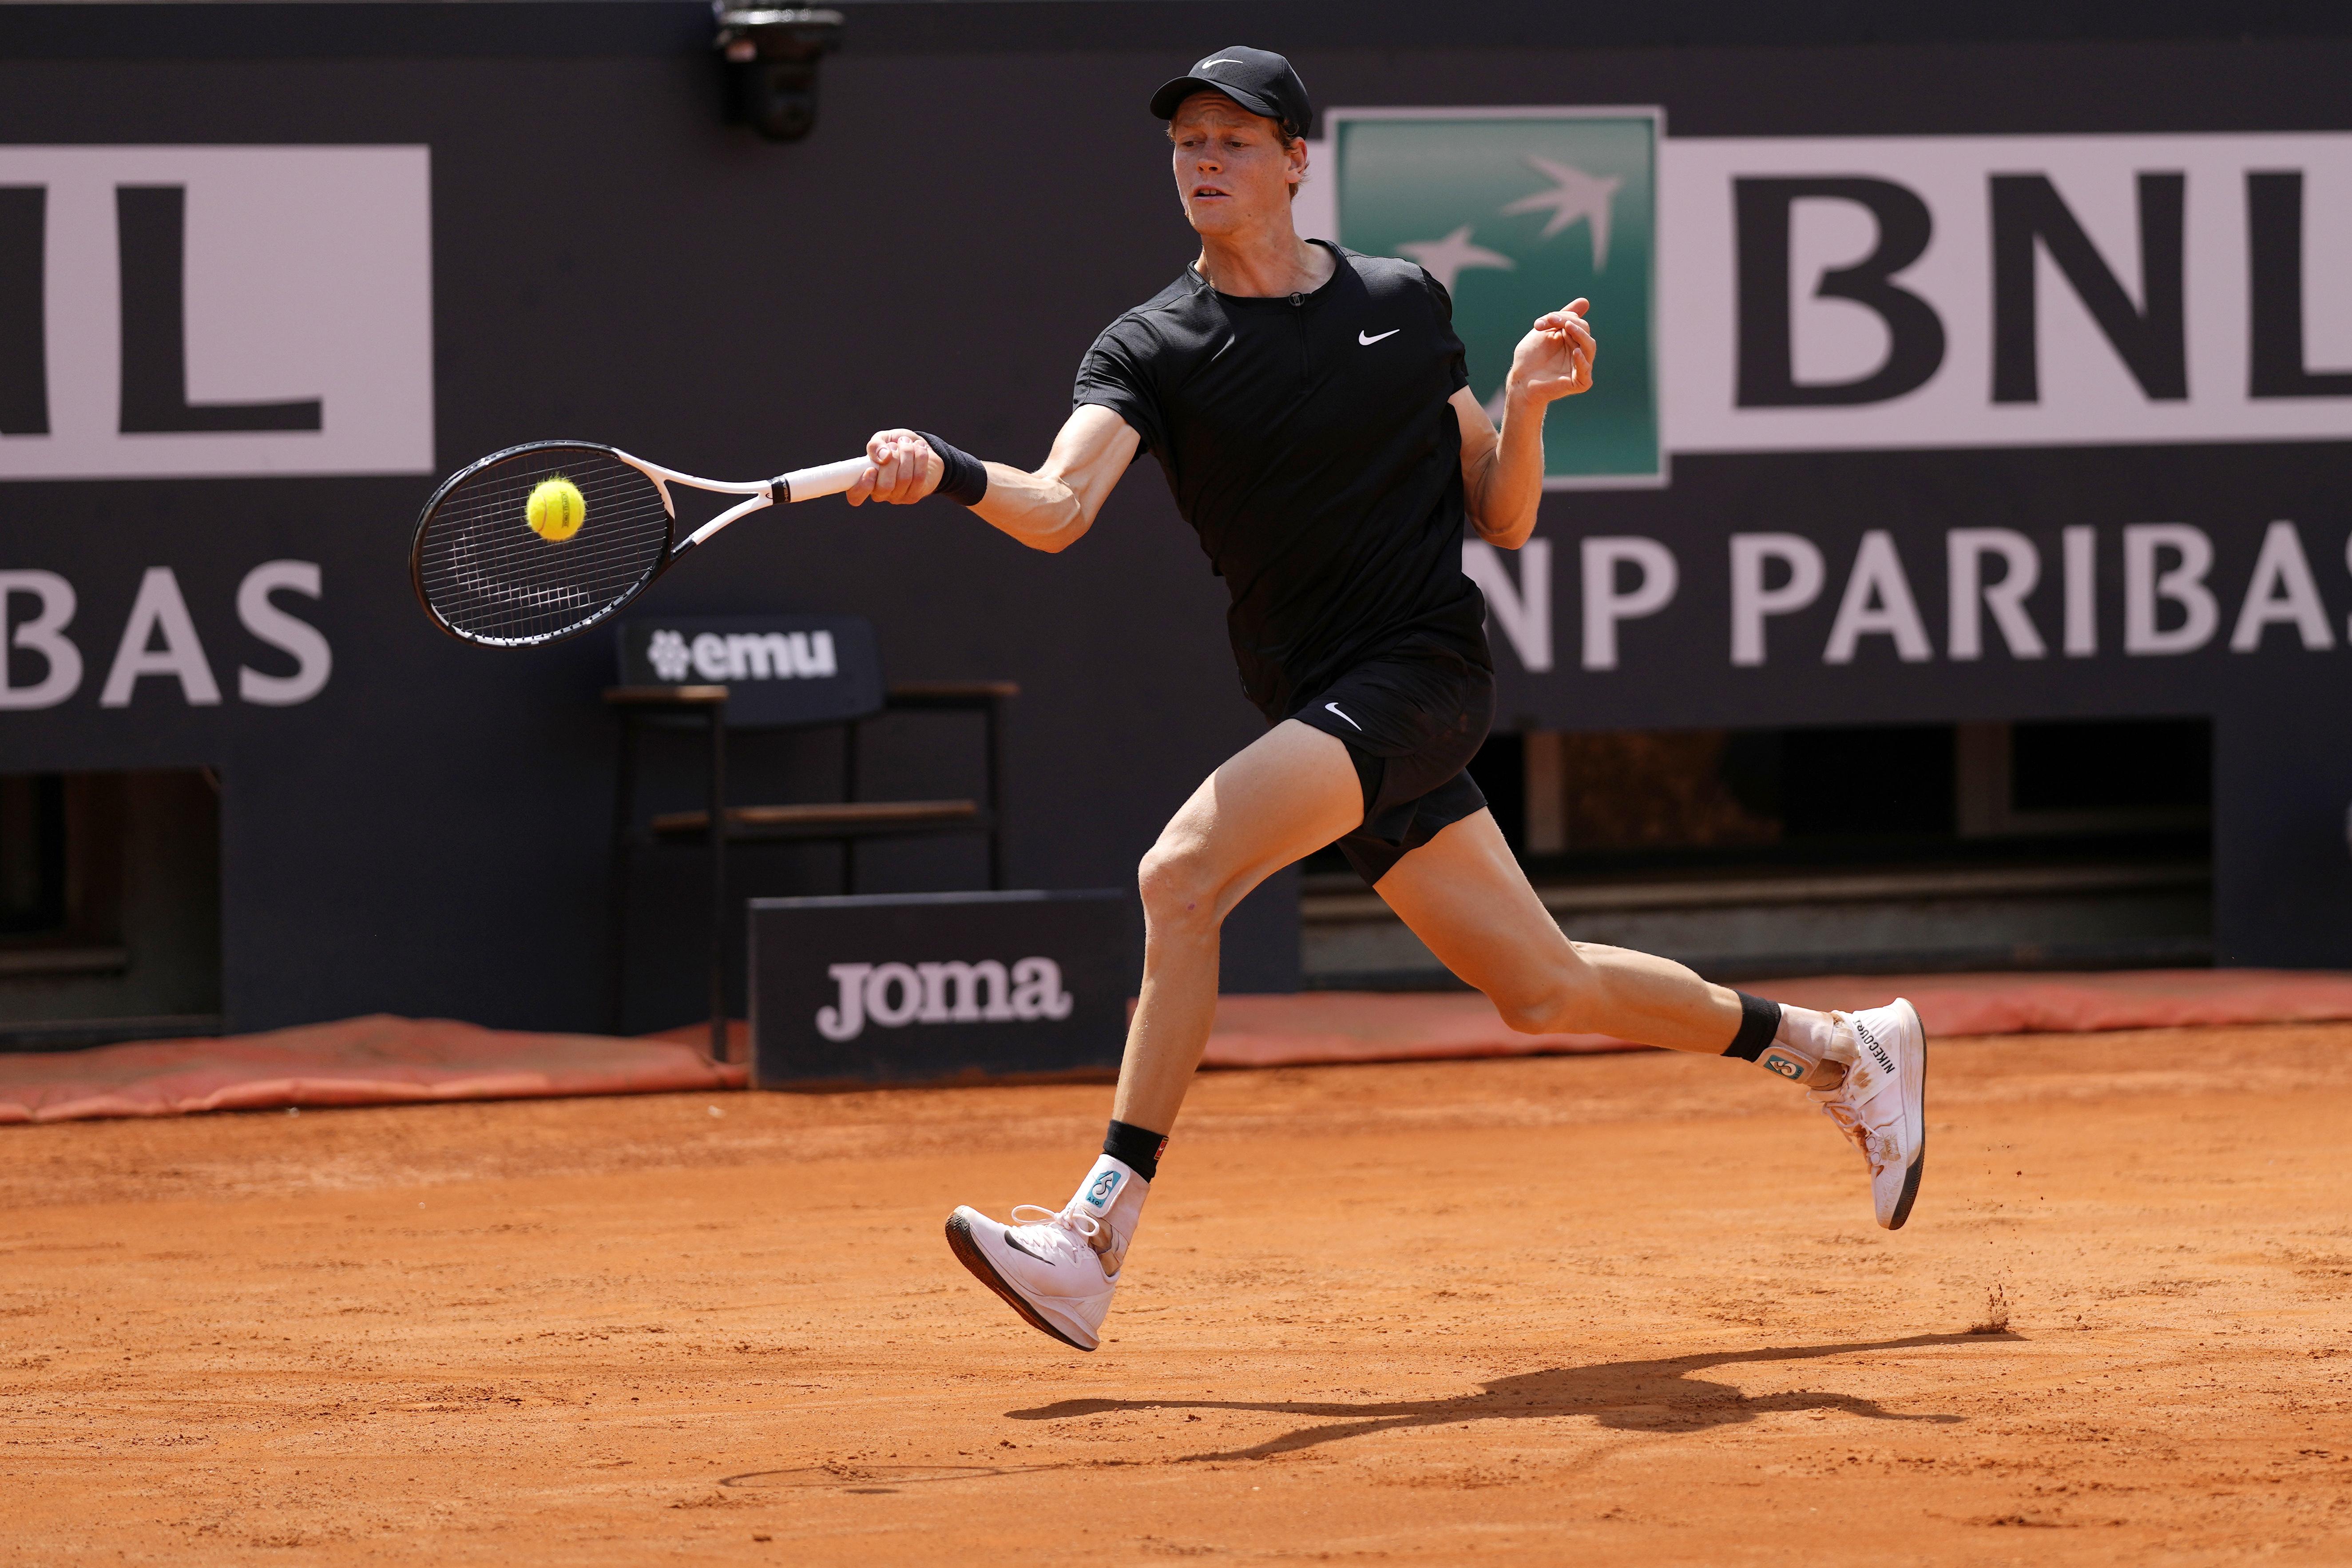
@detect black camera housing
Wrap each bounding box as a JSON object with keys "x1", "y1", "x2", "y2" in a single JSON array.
[{"x1": 714, "y1": 6, "x2": 844, "y2": 143}]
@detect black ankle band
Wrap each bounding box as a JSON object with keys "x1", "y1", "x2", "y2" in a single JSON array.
[
  {"x1": 1103, "y1": 1119, "x2": 1166, "y2": 1182},
  {"x1": 1724, "y1": 991, "x2": 1782, "y2": 1062}
]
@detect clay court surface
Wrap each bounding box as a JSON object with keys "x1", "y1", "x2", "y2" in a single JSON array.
[{"x1": 4, "y1": 1024, "x2": 2349, "y2": 1564}]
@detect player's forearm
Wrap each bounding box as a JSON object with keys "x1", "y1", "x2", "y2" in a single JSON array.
[
  {"x1": 970, "y1": 462, "x2": 1094, "y2": 553},
  {"x1": 950, "y1": 405, "x2": 1134, "y2": 552},
  {"x1": 1471, "y1": 390, "x2": 1548, "y2": 549}
]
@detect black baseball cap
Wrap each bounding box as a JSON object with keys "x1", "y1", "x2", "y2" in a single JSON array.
[{"x1": 1150, "y1": 46, "x2": 1312, "y2": 139}]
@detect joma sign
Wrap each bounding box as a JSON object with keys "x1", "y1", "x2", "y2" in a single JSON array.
[
  {"x1": 748, "y1": 891, "x2": 1131, "y2": 1088},
  {"x1": 816, "y1": 957, "x2": 1074, "y2": 1043}
]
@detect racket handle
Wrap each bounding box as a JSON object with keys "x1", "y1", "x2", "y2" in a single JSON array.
[{"x1": 778, "y1": 457, "x2": 870, "y2": 503}]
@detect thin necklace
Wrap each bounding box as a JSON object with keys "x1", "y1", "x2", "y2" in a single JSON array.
[{"x1": 1199, "y1": 242, "x2": 1318, "y2": 296}]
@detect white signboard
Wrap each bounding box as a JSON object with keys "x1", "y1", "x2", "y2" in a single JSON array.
[
  {"x1": 0, "y1": 145, "x2": 432, "y2": 479},
  {"x1": 1659, "y1": 133, "x2": 2352, "y2": 453}
]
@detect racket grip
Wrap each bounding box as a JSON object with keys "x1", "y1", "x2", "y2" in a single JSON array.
[{"x1": 778, "y1": 457, "x2": 870, "y2": 503}]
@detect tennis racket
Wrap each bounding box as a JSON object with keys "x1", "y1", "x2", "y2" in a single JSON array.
[{"x1": 409, "y1": 441, "x2": 869, "y2": 648}]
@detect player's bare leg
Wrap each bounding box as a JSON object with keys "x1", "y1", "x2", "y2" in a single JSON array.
[
  {"x1": 1370, "y1": 806, "x2": 1749, "y2": 1049},
  {"x1": 1111, "y1": 720, "x2": 1365, "y2": 1128},
  {"x1": 1376, "y1": 809, "x2": 1927, "y2": 1228},
  {"x1": 948, "y1": 729, "x2": 1924, "y2": 1351},
  {"x1": 946, "y1": 720, "x2": 1361, "y2": 1350}
]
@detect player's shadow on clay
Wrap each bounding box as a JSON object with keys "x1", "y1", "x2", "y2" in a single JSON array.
[{"x1": 1007, "y1": 1333, "x2": 1988, "y2": 1461}]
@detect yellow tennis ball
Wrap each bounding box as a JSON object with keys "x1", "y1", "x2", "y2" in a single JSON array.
[{"x1": 526, "y1": 476, "x2": 585, "y2": 541}]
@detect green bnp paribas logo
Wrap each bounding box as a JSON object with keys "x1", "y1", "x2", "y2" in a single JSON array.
[{"x1": 1332, "y1": 108, "x2": 1662, "y2": 487}]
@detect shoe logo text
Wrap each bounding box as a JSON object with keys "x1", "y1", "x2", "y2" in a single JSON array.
[
  {"x1": 817, "y1": 958, "x2": 1073, "y2": 1042},
  {"x1": 1856, "y1": 1021, "x2": 1897, "y2": 1075}
]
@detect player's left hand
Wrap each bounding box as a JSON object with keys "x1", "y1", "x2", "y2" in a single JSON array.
[
  {"x1": 847, "y1": 429, "x2": 943, "y2": 506},
  {"x1": 1504, "y1": 299, "x2": 1596, "y2": 405}
]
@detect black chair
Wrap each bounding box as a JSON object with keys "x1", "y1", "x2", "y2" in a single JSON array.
[{"x1": 603, "y1": 613, "x2": 1013, "y2": 1061}]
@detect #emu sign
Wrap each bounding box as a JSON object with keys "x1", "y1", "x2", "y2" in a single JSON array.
[
  {"x1": 748, "y1": 890, "x2": 1134, "y2": 1088},
  {"x1": 618, "y1": 613, "x2": 881, "y2": 727}
]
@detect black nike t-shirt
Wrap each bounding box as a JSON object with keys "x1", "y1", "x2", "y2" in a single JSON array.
[{"x1": 1073, "y1": 241, "x2": 1491, "y2": 721}]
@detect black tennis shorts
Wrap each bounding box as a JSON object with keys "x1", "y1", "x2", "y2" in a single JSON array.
[{"x1": 1290, "y1": 638, "x2": 1495, "y2": 886}]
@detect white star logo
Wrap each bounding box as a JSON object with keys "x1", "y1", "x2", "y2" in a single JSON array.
[
  {"x1": 1396, "y1": 224, "x2": 1515, "y2": 294},
  {"x1": 1499, "y1": 155, "x2": 1622, "y2": 268}
]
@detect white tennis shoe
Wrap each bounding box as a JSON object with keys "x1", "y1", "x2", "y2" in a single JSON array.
[
  {"x1": 1811, "y1": 998, "x2": 1928, "y2": 1229},
  {"x1": 947, "y1": 1201, "x2": 1121, "y2": 1350}
]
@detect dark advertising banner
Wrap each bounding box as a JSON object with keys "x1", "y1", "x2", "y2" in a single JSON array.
[
  {"x1": 2, "y1": 10, "x2": 2349, "y2": 1036},
  {"x1": 1289, "y1": 117, "x2": 2352, "y2": 964},
  {"x1": 1314, "y1": 127, "x2": 2352, "y2": 729},
  {"x1": 747, "y1": 889, "x2": 1135, "y2": 1086},
  {"x1": 615, "y1": 614, "x2": 882, "y2": 726}
]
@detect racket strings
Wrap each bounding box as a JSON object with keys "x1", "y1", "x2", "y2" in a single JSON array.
[{"x1": 415, "y1": 448, "x2": 674, "y2": 645}]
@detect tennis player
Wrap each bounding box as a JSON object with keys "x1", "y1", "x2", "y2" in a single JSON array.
[{"x1": 846, "y1": 47, "x2": 1927, "y2": 1352}]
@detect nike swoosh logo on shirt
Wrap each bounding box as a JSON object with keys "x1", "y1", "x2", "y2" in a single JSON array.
[
  {"x1": 1358, "y1": 329, "x2": 1401, "y2": 345},
  {"x1": 1325, "y1": 702, "x2": 1364, "y2": 731}
]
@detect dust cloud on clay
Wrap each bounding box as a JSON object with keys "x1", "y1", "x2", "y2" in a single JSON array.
[{"x1": 3, "y1": 1027, "x2": 2348, "y2": 1564}]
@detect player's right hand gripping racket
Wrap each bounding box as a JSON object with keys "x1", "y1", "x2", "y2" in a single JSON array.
[{"x1": 409, "y1": 441, "x2": 868, "y2": 648}]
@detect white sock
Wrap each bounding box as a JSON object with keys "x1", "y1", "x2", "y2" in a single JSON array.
[
  {"x1": 1763, "y1": 1005, "x2": 1856, "y2": 1088},
  {"x1": 1068, "y1": 1155, "x2": 1150, "y2": 1274}
]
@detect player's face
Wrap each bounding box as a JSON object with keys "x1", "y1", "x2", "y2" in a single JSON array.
[{"x1": 1170, "y1": 94, "x2": 1300, "y2": 237}]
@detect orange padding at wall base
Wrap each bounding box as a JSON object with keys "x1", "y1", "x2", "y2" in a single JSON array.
[
  {"x1": 0, "y1": 1014, "x2": 746, "y2": 1126},
  {"x1": 1199, "y1": 968, "x2": 2352, "y2": 1068},
  {"x1": 8, "y1": 969, "x2": 2351, "y2": 1124}
]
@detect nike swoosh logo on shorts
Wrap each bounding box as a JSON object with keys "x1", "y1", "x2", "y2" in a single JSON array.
[
  {"x1": 1325, "y1": 702, "x2": 1364, "y2": 731},
  {"x1": 1359, "y1": 329, "x2": 1400, "y2": 346}
]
